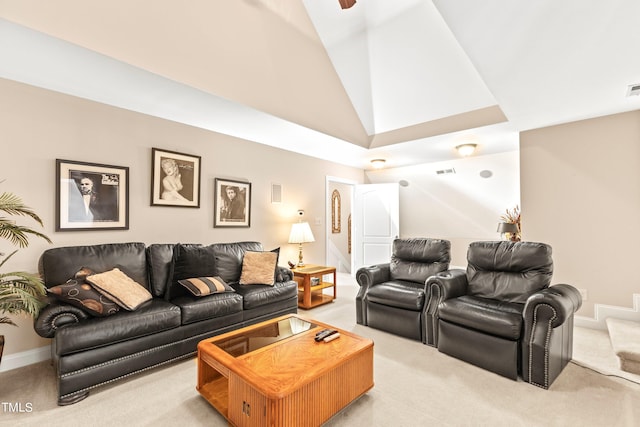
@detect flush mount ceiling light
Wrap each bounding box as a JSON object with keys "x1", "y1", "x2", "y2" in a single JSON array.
[
  {"x1": 456, "y1": 144, "x2": 477, "y2": 157},
  {"x1": 370, "y1": 159, "x2": 386, "y2": 169}
]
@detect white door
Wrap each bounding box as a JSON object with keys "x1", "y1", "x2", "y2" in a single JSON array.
[{"x1": 353, "y1": 183, "x2": 399, "y2": 272}]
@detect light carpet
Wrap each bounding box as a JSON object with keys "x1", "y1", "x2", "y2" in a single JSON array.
[{"x1": 1, "y1": 276, "x2": 639, "y2": 426}]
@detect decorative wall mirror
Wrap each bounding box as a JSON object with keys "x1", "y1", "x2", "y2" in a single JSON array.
[{"x1": 331, "y1": 189, "x2": 341, "y2": 233}]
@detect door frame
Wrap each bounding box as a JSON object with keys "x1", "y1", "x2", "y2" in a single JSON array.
[{"x1": 325, "y1": 176, "x2": 357, "y2": 275}]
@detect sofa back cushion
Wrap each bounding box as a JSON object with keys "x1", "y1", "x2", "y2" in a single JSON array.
[
  {"x1": 390, "y1": 238, "x2": 451, "y2": 283},
  {"x1": 146, "y1": 243, "x2": 175, "y2": 297},
  {"x1": 165, "y1": 244, "x2": 218, "y2": 300},
  {"x1": 212, "y1": 242, "x2": 263, "y2": 284},
  {"x1": 466, "y1": 241, "x2": 553, "y2": 303},
  {"x1": 39, "y1": 242, "x2": 148, "y2": 290}
]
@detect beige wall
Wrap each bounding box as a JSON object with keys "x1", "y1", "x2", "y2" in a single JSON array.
[
  {"x1": 0, "y1": 78, "x2": 364, "y2": 358},
  {"x1": 366, "y1": 151, "x2": 520, "y2": 267},
  {"x1": 521, "y1": 110, "x2": 640, "y2": 317}
]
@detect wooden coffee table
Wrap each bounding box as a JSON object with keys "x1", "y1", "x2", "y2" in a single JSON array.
[{"x1": 197, "y1": 314, "x2": 374, "y2": 426}]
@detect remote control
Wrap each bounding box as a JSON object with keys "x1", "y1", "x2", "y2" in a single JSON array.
[
  {"x1": 315, "y1": 328, "x2": 331, "y2": 337},
  {"x1": 315, "y1": 329, "x2": 338, "y2": 342},
  {"x1": 323, "y1": 332, "x2": 340, "y2": 342}
]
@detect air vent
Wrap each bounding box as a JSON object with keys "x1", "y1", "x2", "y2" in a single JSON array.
[
  {"x1": 436, "y1": 168, "x2": 456, "y2": 175},
  {"x1": 627, "y1": 83, "x2": 640, "y2": 97}
]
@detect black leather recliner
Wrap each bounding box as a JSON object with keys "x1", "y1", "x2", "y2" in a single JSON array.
[
  {"x1": 356, "y1": 238, "x2": 451, "y2": 342},
  {"x1": 425, "y1": 241, "x2": 582, "y2": 388}
]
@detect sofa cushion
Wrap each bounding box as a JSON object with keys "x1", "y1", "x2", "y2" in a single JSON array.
[
  {"x1": 239, "y1": 250, "x2": 278, "y2": 285},
  {"x1": 390, "y1": 238, "x2": 450, "y2": 283},
  {"x1": 39, "y1": 242, "x2": 149, "y2": 290},
  {"x1": 171, "y1": 292, "x2": 244, "y2": 325},
  {"x1": 212, "y1": 242, "x2": 263, "y2": 284},
  {"x1": 366, "y1": 280, "x2": 426, "y2": 311},
  {"x1": 232, "y1": 280, "x2": 297, "y2": 310},
  {"x1": 166, "y1": 244, "x2": 216, "y2": 300},
  {"x1": 54, "y1": 299, "x2": 181, "y2": 355},
  {"x1": 48, "y1": 278, "x2": 120, "y2": 317},
  {"x1": 466, "y1": 241, "x2": 553, "y2": 303},
  {"x1": 178, "y1": 276, "x2": 235, "y2": 296},
  {"x1": 438, "y1": 295, "x2": 524, "y2": 340},
  {"x1": 146, "y1": 243, "x2": 176, "y2": 298},
  {"x1": 87, "y1": 268, "x2": 153, "y2": 311}
]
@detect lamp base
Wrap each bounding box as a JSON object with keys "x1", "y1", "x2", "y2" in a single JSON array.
[{"x1": 297, "y1": 244, "x2": 305, "y2": 267}]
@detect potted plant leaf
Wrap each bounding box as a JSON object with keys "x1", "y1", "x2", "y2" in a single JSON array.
[{"x1": 0, "y1": 189, "x2": 52, "y2": 364}]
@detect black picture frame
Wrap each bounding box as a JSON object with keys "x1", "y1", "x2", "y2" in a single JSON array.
[
  {"x1": 214, "y1": 178, "x2": 251, "y2": 228},
  {"x1": 56, "y1": 159, "x2": 129, "y2": 231},
  {"x1": 150, "y1": 148, "x2": 201, "y2": 208}
]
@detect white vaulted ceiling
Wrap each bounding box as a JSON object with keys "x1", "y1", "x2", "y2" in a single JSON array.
[{"x1": 1, "y1": 0, "x2": 639, "y2": 169}]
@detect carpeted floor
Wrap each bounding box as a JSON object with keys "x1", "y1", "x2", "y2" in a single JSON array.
[{"x1": 1, "y1": 275, "x2": 639, "y2": 426}]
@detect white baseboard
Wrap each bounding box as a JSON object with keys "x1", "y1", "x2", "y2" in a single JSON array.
[
  {"x1": 575, "y1": 293, "x2": 640, "y2": 331},
  {"x1": 0, "y1": 345, "x2": 50, "y2": 373}
]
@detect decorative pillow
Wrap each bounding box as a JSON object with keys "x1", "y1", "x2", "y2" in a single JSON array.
[
  {"x1": 239, "y1": 250, "x2": 279, "y2": 285},
  {"x1": 87, "y1": 268, "x2": 152, "y2": 311},
  {"x1": 47, "y1": 268, "x2": 120, "y2": 317},
  {"x1": 166, "y1": 244, "x2": 217, "y2": 300},
  {"x1": 178, "y1": 276, "x2": 235, "y2": 297}
]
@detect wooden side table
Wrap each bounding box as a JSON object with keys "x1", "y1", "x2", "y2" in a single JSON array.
[{"x1": 291, "y1": 264, "x2": 337, "y2": 309}]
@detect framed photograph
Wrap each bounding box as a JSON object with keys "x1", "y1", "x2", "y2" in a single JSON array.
[
  {"x1": 56, "y1": 159, "x2": 129, "y2": 231},
  {"x1": 151, "y1": 148, "x2": 201, "y2": 208},
  {"x1": 214, "y1": 178, "x2": 251, "y2": 228}
]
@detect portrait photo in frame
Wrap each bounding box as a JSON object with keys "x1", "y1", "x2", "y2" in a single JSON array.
[
  {"x1": 56, "y1": 159, "x2": 129, "y2": 231},
  {"x1": 214, "y1": 178, "x2": 251, "y2": 228},
  {"x1": 151, "y1": 148, "x2": 201, "y2": 208}
]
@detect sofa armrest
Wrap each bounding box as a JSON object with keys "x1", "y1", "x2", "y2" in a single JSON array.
[
  {"x1": 426, "y1": 268, "x2": 468, "y2": 301},
  {"x1": 422, "y1": 269, "x2": 467, "y2": 346},
  {"x1": 523, "y1": 284, "x2": 582, "y2": 329},
  {"x1": 276, "y1": 266, "x2": 293, "y2": 283},
  {"x1": 355, "y1": 264, "x2": 391, "y2": 325},
  {"x1": 356, "y1": 264, "x2": 391, "y2": 289},
  {"x1": 522, "y1": 284, "x2": 582, "y2": 389},
  {"x1": 33, "y1": 299, "x2": 90, "y2": 338}
]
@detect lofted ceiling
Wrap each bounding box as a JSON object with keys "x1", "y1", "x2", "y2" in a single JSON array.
[{"x1": 1, "y1": 0, "x2": 639, "y2": 169}]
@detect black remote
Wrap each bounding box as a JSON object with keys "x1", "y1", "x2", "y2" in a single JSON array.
[{"x1": 315, "y1": 329, "x2": 338, "y2": 342}]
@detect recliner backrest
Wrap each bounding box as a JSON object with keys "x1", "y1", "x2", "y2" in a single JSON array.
[
  {"x1": 466, "y1": 241, "x2": 553, "y2": 303},
  {"x1": 390, "y1": 238, "x2": 451, "y2": 283}
]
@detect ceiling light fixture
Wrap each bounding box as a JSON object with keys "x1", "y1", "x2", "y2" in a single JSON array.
[
  {"x1": 456, "y1": 144, "x2": 477, "y2": 157},
  {"x1": 370, "y1": 159, "x2": 386, "y2": 169}
]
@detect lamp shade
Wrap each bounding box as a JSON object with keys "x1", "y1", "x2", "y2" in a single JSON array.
[
  {"x1": 288, "y1": 222, "x2": 315, "y2": 244},
  {"x1": 496, "y1": 222, "x2": 518, "y2": 234}
]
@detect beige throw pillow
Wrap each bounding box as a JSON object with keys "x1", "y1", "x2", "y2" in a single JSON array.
[
  {"x1": 87, "y1": 268, "x2": 152, "y2": 311},
  {"x1": 239, "y1": 251, "x2": 278, "y2": 286}
]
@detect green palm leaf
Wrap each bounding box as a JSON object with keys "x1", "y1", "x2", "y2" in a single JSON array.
[
  {"x1": 0, "y1": 192, "x2": 46, "y2": 226},
  {"x1": 0, "y1": 186, "x2": 52, "y2": 326}
]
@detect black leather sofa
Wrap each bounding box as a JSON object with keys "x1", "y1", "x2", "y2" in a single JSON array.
[
  {"x1": 34, "y1": 241, "x2": 298, "y2": 405},
  {"x1": 425, "y1": 241, "x2": 582, "y2": 389},
  {"x1": 355, "y1": 238, "x2": 451, "y2": 342}
]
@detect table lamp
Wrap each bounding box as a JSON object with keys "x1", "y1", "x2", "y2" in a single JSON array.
[
  {"x1": 497, "y1": 222, "x2": 519, "y2": 241},
  {"x1": 288, "y1": 222, "x2": 315, "y2": 267}
]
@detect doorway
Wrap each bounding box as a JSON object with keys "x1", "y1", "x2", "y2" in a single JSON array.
[
  {"x1": 325, "y1": 177, "x2": 400, "y2": 275},
  {"x1": 325, "y1": 177, "x2": 355, "y2": 274}
]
